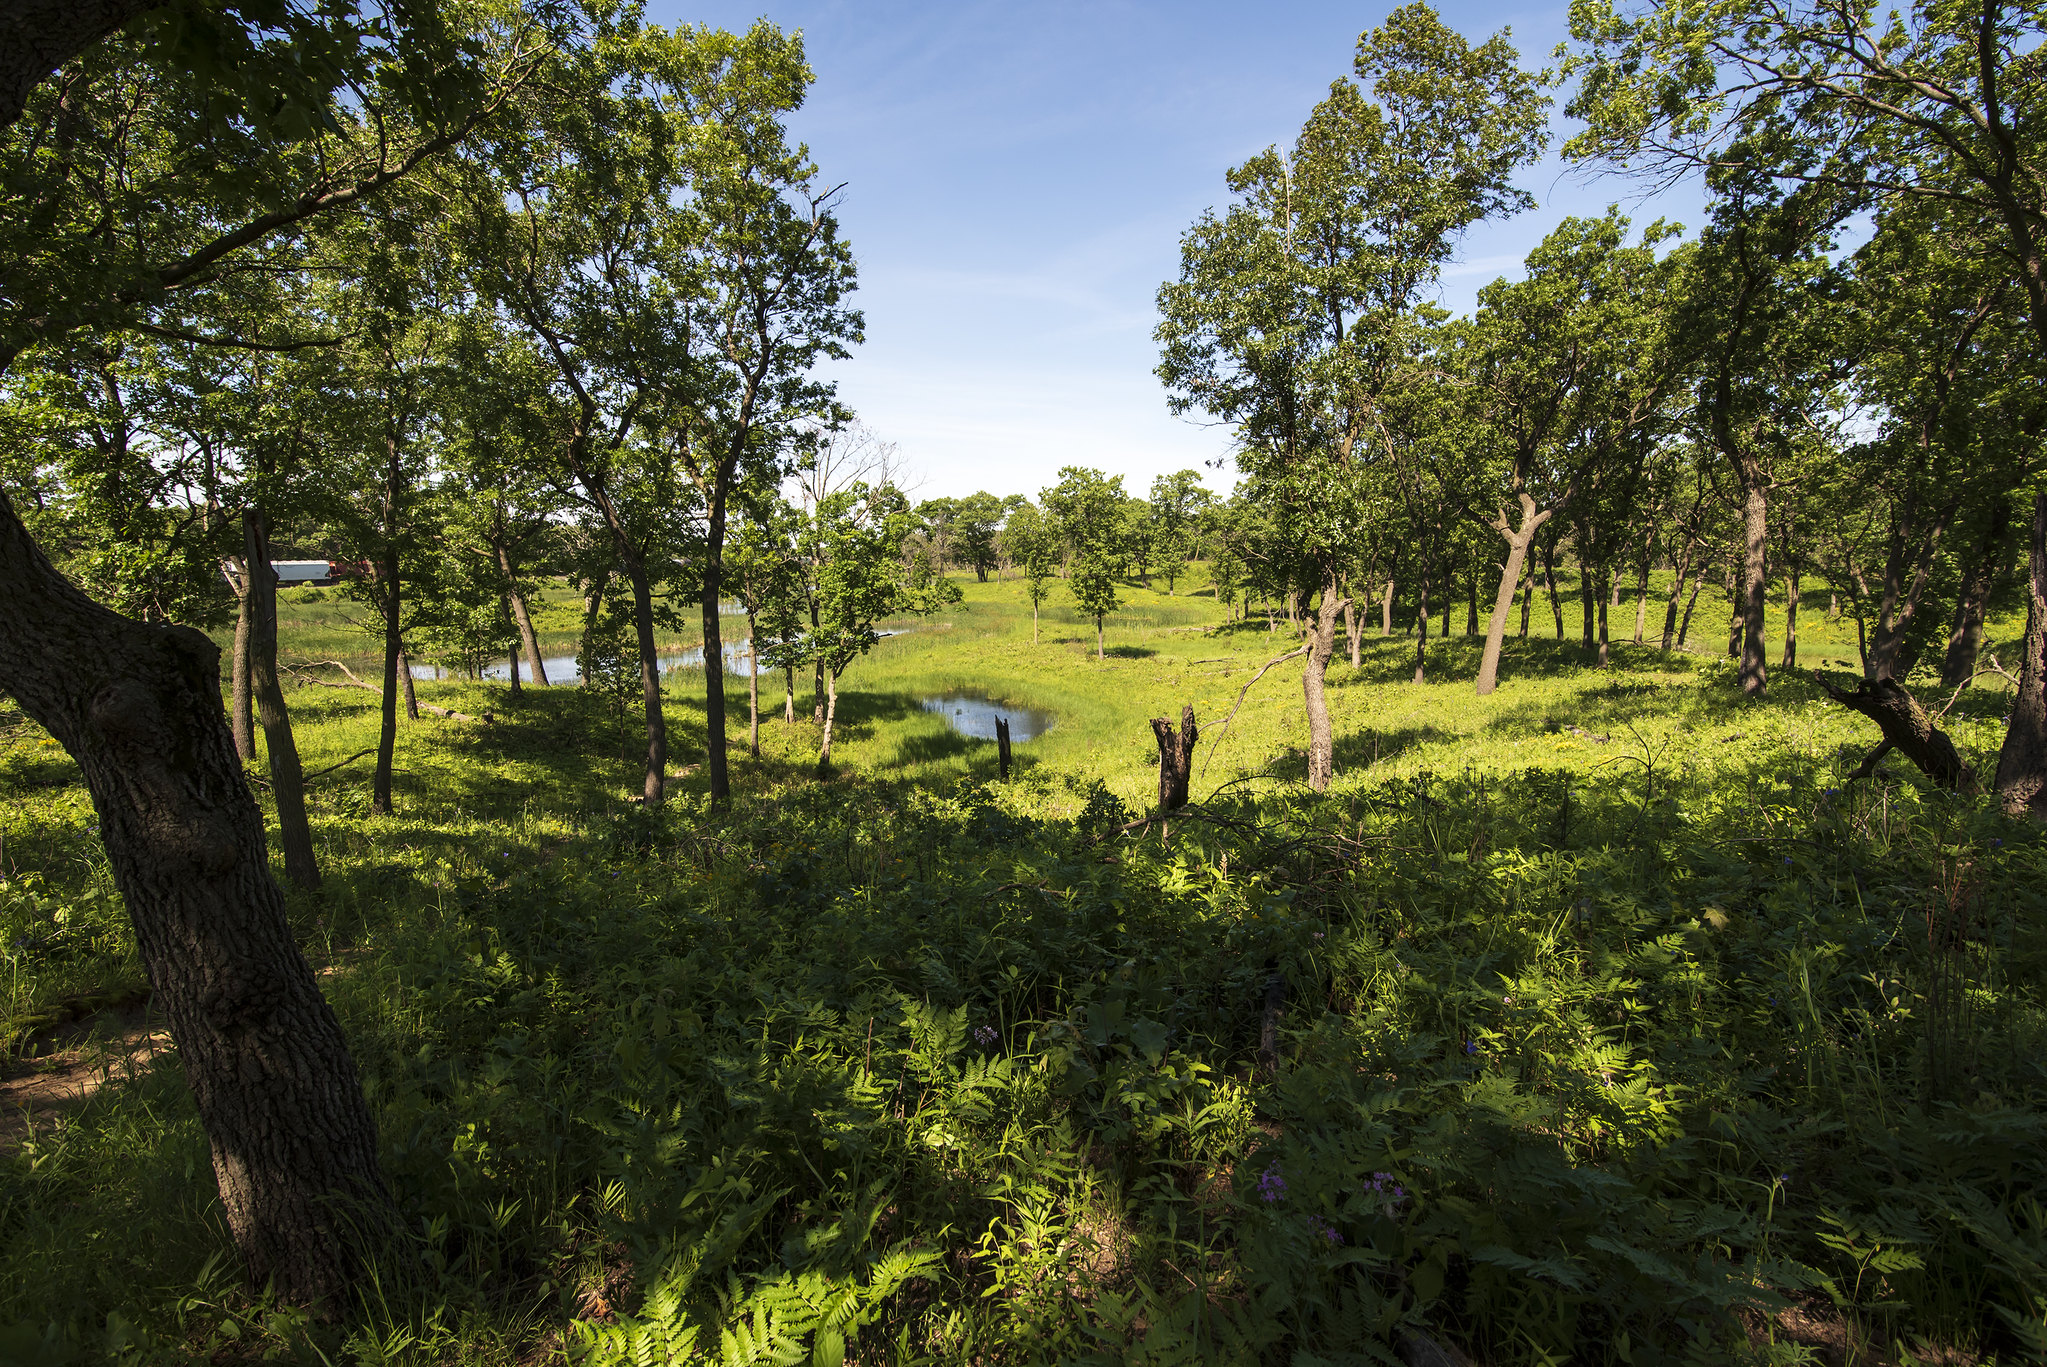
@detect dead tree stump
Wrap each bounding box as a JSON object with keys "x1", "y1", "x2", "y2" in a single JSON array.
[
  {"x1": 1811, "y1": 671, "x2": 1977, "y2": 793},
  {"x1": 995, "y1": 716, "x2": 1012, "y2": 780},
  {"x1": 1151, "y1": 704, "x2": 1197, "y2": 810}
]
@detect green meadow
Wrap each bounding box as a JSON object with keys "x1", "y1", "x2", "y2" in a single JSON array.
[{"x1": 3, "y1": 569, "x2": 2044, "y2": 1365}]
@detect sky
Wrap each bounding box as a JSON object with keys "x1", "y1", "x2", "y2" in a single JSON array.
[{"x1": 662, "y1": 1, "x2": 1707, "y2": 502}]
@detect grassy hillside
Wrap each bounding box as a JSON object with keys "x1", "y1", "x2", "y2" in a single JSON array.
[{"x1": 2, "y1": 569, "x2": 2043, "y2": 1365}]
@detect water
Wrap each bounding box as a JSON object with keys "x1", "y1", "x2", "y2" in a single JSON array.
[
  {"x1": 920, "y1": 693, "x2": 1055, "y2": 742},
  {"x1": 413, "y1": 628, "x2": 914, "y2": 684}
]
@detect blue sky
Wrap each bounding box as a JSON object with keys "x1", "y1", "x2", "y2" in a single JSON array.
[{"x1": 664, "y1": 1, "x2": 1705, "y2": 502}]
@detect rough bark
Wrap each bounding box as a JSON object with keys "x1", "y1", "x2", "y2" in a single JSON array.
[
  {"x1": 1301, "y1": 579, "x2": 1346, "y2": 790},
  {"x1": 996, "y1": 715, "x2": 1012, "y2": 779},
  {"x1": 1150, "y1": 704, "x2": 1198, "y2": 809},
  {"x1": 1542, "y1": 540, "x2": 1564, "y2": 638},
  {"x1": 505, "y1": 641, "x2": 522, "y2": 697},
  {"x1": 1677, "y1": 565, "x2": 1706, "y2": 650},
  {"x1": 242, "y1": 511, "x2": 318, "y2": 890},
  {"x1": 1781, "y1": 559, "x2": 1800, "y2": 672},
  {"x1": 0, "y1": 0, "x2": 164, "y2": 128},
  {"x1": 1631, "y1": 559, "x2": 1650, "y2": 645},
  {"x1": 1595, "y1": 566, "x2": 1611, "y2": 669},
  {"x1": 1380, "y1": 577, "x2": 1394, "y2": 636},
  {"x1": 1994, "y1": 495, "x2": 2047, "y2": 821},
  {"x1": 577, "y1": 567, "x2": 609, "y2": 687},
  {"x1": 1477, "y1": 495, "x2": 1548, "y2": 696},
  {"x1": 1343, "y1": 595, "x2": 1359, "y2": 668},
  {"x1": 3, "y1": 487, "x2": 391, "y2": 1306},
  {"x1": 1812, "y1": 670, "x2": 1976, "y2": 794}
]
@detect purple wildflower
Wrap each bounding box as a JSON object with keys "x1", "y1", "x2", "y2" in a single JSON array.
[
  {"x1": 1257, "y1": 1163, "x2": 1286, "y2": 1203},
  {"x1": 1312, "y1": 1217, "x2": 1343, "y2": 1245},
  {"x1": 974, "y1": 1024, "x2": 999, "y2": 1046}
]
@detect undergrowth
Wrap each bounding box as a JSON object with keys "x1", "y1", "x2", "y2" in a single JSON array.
[{"x1": 1, "y1": 575, "x2": 2043, "y2": 1365}]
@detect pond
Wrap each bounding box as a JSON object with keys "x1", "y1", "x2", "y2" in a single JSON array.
[{"x1": 920, "y1": 692, "x2": 1055, "y2": 742}]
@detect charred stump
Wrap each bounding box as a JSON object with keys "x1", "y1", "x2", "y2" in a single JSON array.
[
  {"x1": 1151, "y1": 704, "x2": 1197, "y2": 811},
  {"x1": 1811, "y1": 670, "x2": 1977, "y2": 794}
]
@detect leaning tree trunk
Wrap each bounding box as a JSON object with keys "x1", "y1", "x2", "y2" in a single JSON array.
[
  {"x1": 500, "y1": 547, "x2": 548, "y2": 687},
  {"x1": 396, "y1": 647, "x2": 419, "y2": 720},
  {"x1": 1301, "y1": 575, "x2": 1347, "y2": 790},
  {"x1": 1994, "y1": 495, "x2": 2047, "y2": 821},
  {"x1": 577, "y1": 566, "x2": 609, "y2": 688},
  {"x1": 1477, "y1": 496, "x2": 1548, "y2": 697},
  {"x1": 2, "y1": 488, "x2": 393, "y2": 1307},
  {"x1": 626, "y1": 558, "x2": 668, "y2": 808},
  {"x1": 1812, "y1": 670, "x2": 1976, "y2": 794},
  {"x1": 243, "y1": 511, "x2": 319, "y2": 890}
]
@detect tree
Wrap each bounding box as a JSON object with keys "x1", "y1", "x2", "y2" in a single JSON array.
[
  {"x1": 727, "y1": 488, "x2": 804, "y2": 756},
  {"x1": 1067, "y1": 544, "x2": 1118, "y2": 660},
  {"x1": 953, "y1": 491, "x2": 1006, "y2": 580},
  {"x1": 0, "y1": 0, "x2": 561, "y2": 1307},
  {"x1": 1455, "y1": 211, "x2": 1683, "y2": 695},
  {"x1": 468, "y1": 16, "x2": 856, "y2": 809},
  {"x1": 776, "y1": 483, "x2": 959, "y2": 771},
  {"x1": 1148, "y1": 469, "x2": 1209, "y2": 593},
  {"x1": 1001, "y1": 501, "x2": 1058, "y2": 643},
  {"x1": 1158, "y1": 3, "x2": 1547, "y2": 787}
]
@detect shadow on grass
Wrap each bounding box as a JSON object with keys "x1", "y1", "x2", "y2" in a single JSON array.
[{"x1": 1103, "y1": 645, "x2": 1156, "y2": 659}]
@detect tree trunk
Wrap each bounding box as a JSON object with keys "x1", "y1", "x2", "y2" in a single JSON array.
[
  {"x1": 817, "y1": 668, "x2": 840, "y2": 772},
  {"x1": 242, "y1": 512, "x2": 318, "y2": 890},
  {"x1": 1942, "y1": 501, "x2": 2012, "y2": 687},
  {"x1": 1096, "y1": 616, "x2": 1105, "y2": 660},
  {"x1": 506, "y1": 641, "x2": 522, "y2": 698},
  {"x1": 1661, "y1": 535, "x2": 1698, "y2": 651},
  {"x1": 626, "y1": 561, "x2": 667, "y2": 808},
  {"x1": 1151, "y1": 703, "x2": 1198, "y2": 809},
  {"x1": 1543, "y1": 541, "x2": 1564, "y2": 639},
  {"x1": 1380, "y1": 577, "x2": 1394, "y2": 636},
  {"x1": 1518, "y1": 566, "x2": 1531, "y2": 639},
  {"x1": 1725, "y1": 562, "x2": 1742, "y2": 659},
  {"x1": 1812, "y1": 671, "x2": 1976, "y2": 794},
  {"x1": 1413, "y1": 574, "x2": 1430, "y2": 685},
  {"x1": 1032, "y1": 599, "x2": 1039, "y2": 645},
  {"x1": 396, "y1": 648, "x2": 419, "y2": 721},
  {"x1": 783, "y1": 666, "x2": 795, "y2": 724},
  {"x1": 1781, "y1": 558, "x2": 1801, "y2": 672},
  {"x1": 372, "y1": 551, "x2": 400, "y2": 816},
  {"x1": 229, "y1": 562, "x2": 255, "y2": 760},
  {"x1": 1595, "y1": 566, "x2": 1611, "y2": 669},
  {"x1": 1994, "y1": 495, "x2": 2047, "y2": 821},
  {"x1": 1343, "y1": 594, "x2": 1359, "y2": 668},
  {"x1": 1868, "y1": 490, "x2": 1958, "y2": 682},
  {"x1": 3, "y1": 489, "x2": 390, "y2": 1307},
  {"x1": 1578, "y1": 550, "x2": 1598, "y2": 653},
  {"x1": 500, "y1": 553, "x2": 547, "y2": 686},
  {"x1": 577, "y1": 567, "x2": 609, "y2": 687},
  {"x1": 1302, "y1": 576, "x2": 1345, "y2": 789},
  {"x1": 1631, "y1": 559, "x2": 1650, "y2": 645},
  {"x1": 1678, "y1": 565, "x2": 1706, "y2": 650},
  {"x1": 1477, "y1": 497, "x2": 1547, "y2": 697},
  {"x1": 699, "y1": 488, "x2": 731, "y2": 803},
  {"x1": 1737, "y1": 477, "x2": 1769, "y2": 695},
  {"x1": 746, "y1": 608, "x2": 760, "y2": 759}
]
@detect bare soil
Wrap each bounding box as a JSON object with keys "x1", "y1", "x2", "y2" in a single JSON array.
[{"x1": 0, "y1": 1002, "x2": 172, "y2": 1153}]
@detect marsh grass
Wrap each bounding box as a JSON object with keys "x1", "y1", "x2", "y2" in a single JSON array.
[{"x1": 1, "y1": 571, "x2": 2043, "y2": 1365}]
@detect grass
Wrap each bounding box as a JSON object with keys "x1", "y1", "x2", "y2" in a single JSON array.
[{"x1": 2, "y1": 566, "x2": 2044, "y2": 1365}]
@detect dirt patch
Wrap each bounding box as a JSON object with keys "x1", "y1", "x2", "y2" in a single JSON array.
[{"x1": 0, "y1": 1002, "x2": 173, "y2": 1154}]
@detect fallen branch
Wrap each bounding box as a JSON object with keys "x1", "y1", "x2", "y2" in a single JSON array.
[
  {"x1": 301, "y1": 748, "x2": 377, "y2": 781},
  {"x1": 1935, "y1": 651, "x2": 2012, "y2": 718},
  {"x1": 285, "y1": 660, "x2": 380, "y2": 692},
  {"x1": 1199, "y1": 645, "x2": 1309, "y2": 779}
]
